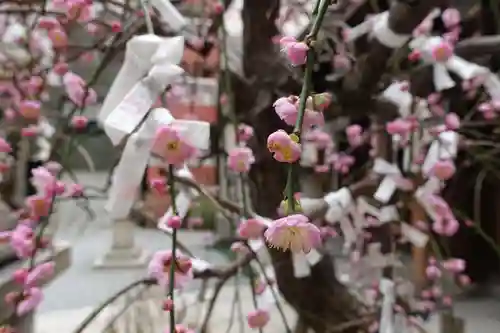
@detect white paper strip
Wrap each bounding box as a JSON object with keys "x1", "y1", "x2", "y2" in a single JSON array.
[
  {"x1": 373, "y1": 158, "x2": 401, "y2": 203},
  {"x1": 372, "y1": 12, "x2": 410, "y2": 48},
  {"x1": 339, "y1": 217, "x2": 356, "y2": 248},
  {"x1": 292, "y1": 252, "x2": 311, "y2": 278},
  {"x1": 158, "y1": 166, "x2": 198, "y2": 231},
  {"x1": 421, "y1": 130, "x2": 458, "y2": 175},
  {"x1": 99, "y1": 35, "x2": 183, "y2": 135},
  {"x1": 324, "y1": 187, "x2": 353, "y2": 223},
  {"x1": 379, "y1": 278, "x2": 395, "y2": 333},
  {"x1": 105, "y1": 106, "x2": 210, "y2": 219},
  {"x1": 379, "y1": 206, "x2": 399, "y2": 223},
  {"x1": 409, "y1": 36, "x2": 487, "y2": 91},
  {"x1": 401, "y1": 223, "x2": 428, "y2": 247},
  {"x1": 305, "y1": 249, "x2": 322, "y2": 265}
]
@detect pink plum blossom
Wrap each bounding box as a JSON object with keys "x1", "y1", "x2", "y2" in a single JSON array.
[
  {"x1": 346, "y1": 124, "x2": 363, "y2": 147},
  {"x1": 443, "y1": 258, "x2": 465, "y2": 273},
  {"x1": 386, "y1": 119, "x2": 412, "y2": 136},
  {"x1": 237, "y1": 124, "x2": 254, "y2": 143},
  {"x1": 148, "y1": 250, "x2": 193, "y2": 289},
  {"x1": 9, "y1": 224, "x2": 35, "y2": 259},
  {"x1": 425, "y1": 265, "x2": 441, "y2": 279},
  {"x1": 30, "y1": 166, "x2": 56, "y2": 196},
  {"x1": 442, "y1": 8, "x2": 461, "y2": 29},
  {"x1": 273, "y1": 96, "x2": 324, "y2": 129},
  {"x1": 0, "y1": 138, "x2": 12, "y2": 153},
  {"x1": 279, "y1": 36, "x2": 309, "y2": 66},
  {"x1": 238, "y1": 218, "x2": 266, "y2": 239},
  {"x1": 267, "y1": 130, "x2": 301, "y2": 163},
  {"x1": 227, "y1": 147, "x2": 255, "y2": 173},
  {"x1": 63, "y1": 72, "x2": 97, "y2": 107},
  {"x1": 431, "y1": 41, "x2": 454, "y2": 62},
  {"x1": 19, "y1": 100, "x2": 41, "y2": 120},
  {"x1": 16, "y1": 287, "x2": 43, "y2": 316},
  {"x1": 264, "y1": 214, "x2": 321, "y2": 253},
  {"x1": 152, "y1": 125, "x2": 196, "y2": 165},
  {"x1": 431, "y1": 160, "x2": 456, "y2": 180},
  {"x1": 25, "y1": 262, "x2": 55, "y2": 287},
  {"x1": 48, "y1": 28, "x2": 68, "y2": 48},
  {"x1": 166, "y1": 216, "x2": 182, "y2": 229},
  {"x1": 70, "y1": 115, "x2": 89, "y2": 129},
  {"x1": 445, "y1": 113, "x2": 460, "y2": 130},
  {"x1": 247, "y1": 309, "x2": 270, "y2": 329},
  {"x1": 25, "y1": 195, "x2": 51, "y2": 219}
]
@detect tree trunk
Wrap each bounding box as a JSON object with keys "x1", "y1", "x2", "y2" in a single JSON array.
[{"x1": 240, "y1": 1, "x2": 363, "y2": 332}]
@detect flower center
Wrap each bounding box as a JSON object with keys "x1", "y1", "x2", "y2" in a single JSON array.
[
  {"x1": 166, "y1": 141, "x2": 179, "y2": 151},
  {"x1": 281, "y1": 147, "x2": 293, "y2": 161},
  {"x1": 434, "y1": 47, "x2": 450, "y2": 62},
  {"x1": 267, "y1": 142, "x2": 280, "y2": 151}
]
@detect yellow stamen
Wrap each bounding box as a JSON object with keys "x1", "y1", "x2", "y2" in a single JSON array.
[{"x1": 166, "y1": 141, "x2": 179, "y2": 151}]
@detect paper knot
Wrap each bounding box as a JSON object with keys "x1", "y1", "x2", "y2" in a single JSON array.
[
  {"x1": 99, "y1": 35, "x2": 185, "y2": 144},
  {"x1": 324, "y1": 187, "x2": 353, "y2": 223},
  {"x1": 372, "y1": 12, "x2": 410, "y2": 48},
  {"x1": 410, "y1": 36, "x2": 487, "y2": 91}
]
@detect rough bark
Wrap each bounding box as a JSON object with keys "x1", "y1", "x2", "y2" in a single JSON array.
[{"x1": 238, "y1": 0, "x2": 500, "y2": 330}]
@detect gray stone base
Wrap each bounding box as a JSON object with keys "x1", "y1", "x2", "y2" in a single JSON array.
[{"x1": 93, "y1": 247, "x2": 150, "y2": 269}]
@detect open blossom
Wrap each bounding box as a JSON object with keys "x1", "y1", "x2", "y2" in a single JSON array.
[
  {"x1": 267, "y1": 130, "x2": 301, "y2": 163},
  {"x1": 247, "y1": 309, "x2": 270, "y2": 329},
  {"x1": 237, "y1": 124, "x2": 254, "y2": 143},
  {"x1": 8, "y1": 287, "x2": 43, "y2": 316},
  {"x1": 19, "y1": 100, "x2": 41, "y2": 120},
  {"x1": 386, "y1": 119, "x2": 412, "y2": 136},
  {"x1": 70, "y1": 115, "x2": 89, "y2": 129},
  {"x1": 442, "y1": 8, "x2": 461, "y2": 29},
  {"x1": 0, "y1": 138, "x2": 12, "y2": 153},
  {"x1": 432, "y1": 218, "x2": 459, "y2": 236},
  {"x1": 264, "y1": 214, "x2": 321, "y2": 253},
  {"x1": 228, "y1": 147, "x2": 255, "y2": 173},
  {"x1": 432, "y1": 41, "x2": 454, "y2": 62},
  {"x1": 63, "y1": 72, "x2": 97, "y2": 107},
  {"x1": 25, "y1": 195, "x2": 51, "y2": 219},
  {"x1": 280, "y1": 36, "x2": 309, "y2": 66},
  {"x1": 425, "y1": 265, "x2": 441, "y2": 279},
  {"x1": 48, "y1": 28, "x2": 68, "y2": 48},
  {"x1": 9, "y1": 224, "x2": 35, "y2": 259},
  {"x1": 443, "y1": 258, "x2": 466, "y2": 273},
  {"x1": 305, "y1": 92, "x2": 332, "y2": 111},
  {"x1": 273, "y1": 96, "x2": 324, "y2": 129},
  {"x1": 238, "y1": 218, "x2": 266, "y2": 239},
  {"x1": 30, "y1": 166, "x2": 57, "y2": 197},
  {"x1": 148, "y1": 250, "x2": 193, "y2": 289},
  {"x1": 152, "y1": 125, "x2": 196, "y2": 165},
  {"x1": 346, "y1": 124, "x2": 363, "y2": 147},
  {"x1": 431, "y1": 160, "x2": 456, "y2": 180},
  {"x1": 17, "y1": 262, "x2": 55, "y2": 287},
  {"x1": 329, "y1": 153, "x2": 355, "y2": 174}
]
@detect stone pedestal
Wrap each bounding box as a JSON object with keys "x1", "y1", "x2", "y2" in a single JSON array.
[{"x1": 94, "y1": 218, "x2": 149, "y2": 268}]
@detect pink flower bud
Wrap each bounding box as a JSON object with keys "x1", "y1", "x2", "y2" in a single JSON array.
[
  {"x1": 13, "y1": 268, "x2": 29, "y2": 284},
  {"x1": 162, "y1": 298, "x2": 174, "y2": 311},
  {"x1": 432, "y1": 160, "x2": 455, "y2": 180},
  {"x1": 70, "y1": 115, "x2": 88, "y2": 129},
  {"x1": 110, "y1": 21, "x2": 122, "y2": 33},
  {"x1": 19, "y1": 100, "x2": 41, "y2": 120},
  {"x1": 442, "y1": 8, "x2": 461, "y2": 29},
  {"x1": 445, "y1": 113, "x2": 460, "y2": 130},
  {"x1": 48, "y1": 28, "x2": 68, "y2": 48},
  {"x1": 167, "y1": 216, "x2": 182, "y2": 229}
]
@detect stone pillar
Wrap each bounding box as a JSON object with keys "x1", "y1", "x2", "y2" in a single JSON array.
[{"x1": 94, "y1": 218, "x2": 149, "y2": 268}]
